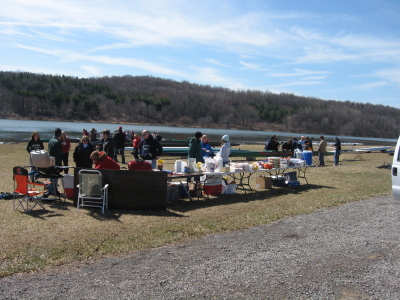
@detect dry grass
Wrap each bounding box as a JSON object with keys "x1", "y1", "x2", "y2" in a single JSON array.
[{"x1": 0, "y1": 143, "x2": 393, "y2": 277}]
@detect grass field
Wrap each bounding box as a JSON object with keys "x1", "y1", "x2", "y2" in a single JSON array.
[{"x1": 0, "y1": 142, "x2": 393, "y2": 277}]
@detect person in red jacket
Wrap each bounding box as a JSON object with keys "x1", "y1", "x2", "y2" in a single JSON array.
[
  {"x1": 90, "y1": 151, "x2": 121, "y2": 170},
  {"x1": 61, "y1": 131, "x2": 71, "y2": 173},
  {"x1": 132, "y1": 133, "x2": 141, "y2": 159}
]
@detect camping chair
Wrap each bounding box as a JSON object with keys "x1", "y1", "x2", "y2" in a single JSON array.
[
  {"x1": 77, "y1": 169, "x2": 109, "y2": 214},
  {"x1": 13, "y1": 166, "x2": 46, "y2": 212}
]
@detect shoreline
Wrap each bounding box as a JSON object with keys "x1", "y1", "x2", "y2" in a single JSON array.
[{"x1": 0, "y1": 118, "x2": 397, "y2": 145}]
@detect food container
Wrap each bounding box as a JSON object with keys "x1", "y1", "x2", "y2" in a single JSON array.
[{"x1": 157, "y1": 159, "x2": 164, "y2": 171}]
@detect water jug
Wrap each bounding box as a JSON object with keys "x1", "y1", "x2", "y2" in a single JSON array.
[{"x1": 215, "y1": 157, "x2": 223, "y2": 172}]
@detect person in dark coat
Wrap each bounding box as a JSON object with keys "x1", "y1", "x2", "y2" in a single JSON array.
[
  {"x1": 46, "y1": 128, "x2": 63, "y2": 196},
  {"x1": 98, "y1": 129, "x2": 115, "y2": 158},
  {"x1": 264, "y1": 135, "x2": 278, "y2": 151},
  {"x1": 89, "y1": 128, "x2": 97, "y2": 142},
  {"x1": 304, "y1": 137, "x2": 313, "y2": 151},
  {"x1": 139, "y1": 130, "x2": 163, "y2": 161},
  {"x1": 291, "y1": 137, "x2": 301, "y2": 152},
  {"x1": 281, "y1": 139, "x2": 292, "y2": 152},
  {"x1": 188, "y1": 131, "x2": 203, "y2": 163},
  {"x1": 73, "y1": 135, "x2": 94, "y2": 168},
  {"x1": 113, "y1": 126, "x2": 126, "y2": 163}
]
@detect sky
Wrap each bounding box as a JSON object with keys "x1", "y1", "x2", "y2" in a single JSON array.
[{"x1": 0, "y1": 0, "x2": 399, "y2": 108}]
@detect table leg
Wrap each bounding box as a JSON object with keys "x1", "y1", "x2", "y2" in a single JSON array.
[
  {"x1": 297, "y1": 167, "x2": 308, "y2": 184},
  {"x1": 179, "y1": 180, "x2": 193, "y2": 201},
  {"x1": 228, "y1": 172, "x2": 253, "y2": 194}
]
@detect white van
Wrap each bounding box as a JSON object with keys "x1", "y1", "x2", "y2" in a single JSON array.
[{"x1": 392, "y1": 136, "x2": 400, "y2": 201}]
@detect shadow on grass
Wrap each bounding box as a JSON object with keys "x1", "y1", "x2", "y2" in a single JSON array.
[
  {"x1": 169, "y1": 183, "x2": 336, "y2": 213},
  {"x1": 13, "y1": 183, "x2": 335, "y2": 219},
  {"x1": 14, "y1": 198, "x2": 187, "y2": 220},
  {"x1": 90, "y1": 209, "x2": 187, "y2": 221},
  {"x1": 16, "y1": 208, "x2": 65, "y2": 219},
  {"x1": 52, "y1": 199, "x2": 187, "y2": 220}
]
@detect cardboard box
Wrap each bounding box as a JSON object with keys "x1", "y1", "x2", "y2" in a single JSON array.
[{"x1": 255, "y1": 176, "x2": 272, "y2": 189}]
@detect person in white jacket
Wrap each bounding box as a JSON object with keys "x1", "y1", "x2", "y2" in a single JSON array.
[{"x1": 220, "y1": 135, "x2": 231, "y2": 166}]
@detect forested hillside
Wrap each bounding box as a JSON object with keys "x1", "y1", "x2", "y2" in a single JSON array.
[{"x1": 0, "y1": 71, "x2": 399, "y2": 138}]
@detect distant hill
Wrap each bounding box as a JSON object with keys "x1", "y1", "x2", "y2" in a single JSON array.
[{"x1": 0, "y1": 71, "x2": 399, "y2": 138}]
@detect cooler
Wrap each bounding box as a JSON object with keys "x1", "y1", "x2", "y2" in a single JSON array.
[
  {"x1": 303, "y1": 150, "x2": 313, "y2": 165},
  {"x1": 62, "y1": 174, "x2": 74, "y2": 199},
  {"x1": 201, "y1": 175, "x2": 222, "y2": 195},
  {"x1": 204, "y1": 184, "x2": 222, "y2": 195}
]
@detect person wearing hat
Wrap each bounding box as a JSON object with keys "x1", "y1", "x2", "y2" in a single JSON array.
[
  {"x1": 113, "y1": 126, "x2": 126, "y2": 164},
  {"x1": 220, "y1": 135, "x2": 231, "y2": 166},
  {"x1": 332, "y1": 137, "x2": 342, "y2": 166},
  {"x1": 46, "y1": 128, "x2": 63, "y2": 197}
]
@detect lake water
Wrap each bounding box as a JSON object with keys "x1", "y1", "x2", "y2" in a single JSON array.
[{"x1": 0, "y1": 119, "x2": 397, "y2": 146}]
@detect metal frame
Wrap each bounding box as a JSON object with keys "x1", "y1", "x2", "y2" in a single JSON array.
[
  {"x1": 13, "y1": 166, "x2": 46, "y2": 213},
  {"x1": 77, "y1": 169, "x2": 109, "y2": 214}
]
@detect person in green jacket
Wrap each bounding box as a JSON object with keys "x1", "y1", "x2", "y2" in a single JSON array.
[
  {"x1": 46, "y1": 128, "x2": 63, "y2": 197},
  {"x1": 188, "y1": 131, "x2": 203, "y2": 163}
]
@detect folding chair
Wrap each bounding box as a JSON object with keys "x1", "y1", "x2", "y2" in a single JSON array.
[
  {"x1": 13, "y1": 166, "x2": 46, "y2": 212},
  {"x1": 77, "y1": 169, "x2": 109, "y2": 214}
]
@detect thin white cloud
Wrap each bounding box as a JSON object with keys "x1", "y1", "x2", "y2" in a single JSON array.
[
  {"x1": 204, "y1": 58, "x2": 231, "y2": 68},
  {"x1": 302, "y1": 76, "x2": 327, "y2": 80},
  {"x1": 80, "y1": 65, "x2": 103, "y2": 77},
  {"x1": 270, "y1": 68, "x2": 331, "y2": 77},
  {"x1": 374, "y1": 68, "x2": 400, "y2": 85},
  {"x1": 0, "y1": 0, "x2": 399, "y2": 108},
  {"x1": 239, "y1": 61, "x2": 270, "y2": 72},
  {"x1": 270, "y1": 81, "x2": 323, "y2": 88},
  {"x1": 351, "y1": 81, "x2": 389, "y2": 91},
  {"x1": 17, "y1": 44, "x2": 183, "y2": 76},
  {"x1": 29, "y1": 29, "x2": 74, "y2": 43},
  {"x1": 0, "y1": 63, "x2": 86, "y2": 77},
  {"x1": 188, "y1": 65, "x2": 246, "y2": 89}
]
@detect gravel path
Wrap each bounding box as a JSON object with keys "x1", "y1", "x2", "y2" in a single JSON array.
[{"x1": 1, "y1": 195, "x2": 399, "y2": 299}]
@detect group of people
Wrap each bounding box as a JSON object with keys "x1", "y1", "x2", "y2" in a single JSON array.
[
  {"x1": 265, "y1": 135, "x2": 314, "y2": 152},
  {"x1": 26, "y1": 126, "x2": 164, "y2": 170},
  {"x1": 188, "y1": 132, "x2": 231, "y2": 166},
  {"x1": 26, "y1": 126, "x2": 165, "y2": 196},
  {"x1": 264, "y1": 135, "x2": 342, "y2": 166}
]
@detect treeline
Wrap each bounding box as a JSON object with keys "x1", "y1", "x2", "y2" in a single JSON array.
[{"x1": 0, "y1": 71, "x2": 399, "y2": 138}]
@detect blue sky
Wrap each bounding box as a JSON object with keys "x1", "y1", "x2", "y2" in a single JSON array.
[{"x1": 1, "y1": 0, "x2": 399, "y2": 108}]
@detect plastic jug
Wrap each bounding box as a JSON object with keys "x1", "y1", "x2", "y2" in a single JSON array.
[
  {"x1": 174, "y1": 160, "x2": 184, "y2": 173},
  {"x1": 215, "y1": 157, "x2": 223, "y2": 172},
  {"x1": 206, "y1": 162, "x2": 215, "y2": 172},
  {"x1": 188, "y1": 158, "x2": 196, "y2": 171}
]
